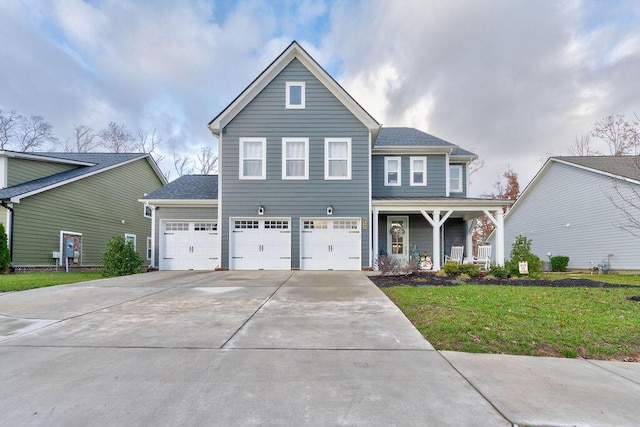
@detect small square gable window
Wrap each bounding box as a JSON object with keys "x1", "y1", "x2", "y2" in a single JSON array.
[{"x1": 286, "y1": 82, "x2": 305, "y2": 109}]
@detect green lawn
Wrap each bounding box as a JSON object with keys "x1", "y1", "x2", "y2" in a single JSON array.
[
  {"x1": 383, "y1": 277, "x2": 640, "y2": 361},
  {"x1": 0, "y1": 272, "x2": 103, "y2": 292}
]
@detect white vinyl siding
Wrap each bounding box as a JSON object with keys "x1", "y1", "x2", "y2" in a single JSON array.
[
  {"x1": 324, "y1": 138, "x2": 352, "y2": 180},
  {"x1": 449, "y1": 165, "x2": 463, "y2": 192},
  {"x1": 239, "y1": 138, "x2": 266, "y2": 179},
  {"x1": 410, "y1": 157, "x2": 427, "y2": 186},
  {"x1": 285, "y1": 81, "x2": 305, "y2": 109},
  {"x1": 282, "y1": 138, "x2": 309, "y2": 179},
  {"x1": 384, "y1": 157, "x2": 401, "y2": 186}
]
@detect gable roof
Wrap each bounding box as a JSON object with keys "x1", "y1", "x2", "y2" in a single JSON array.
[
  {"x1": 141, "y1": 175, "x2": 218, "y2": 202},
  {"x1": 373, "y1": 127, "x2": 477, "y2": 159},
  {"x1": 0, "y1": 152, "x2": 166, "y2": 202},
  {"x1": 553, "y1": 156, "x2": 640, "y2": 182},
  {"x1": 208, "y1": 41, "x2": 380, "y2": 139}
]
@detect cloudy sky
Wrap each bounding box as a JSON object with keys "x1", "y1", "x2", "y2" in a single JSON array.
[{"x1": 1, "y1": 0, "x2": 639, "y2": 194}]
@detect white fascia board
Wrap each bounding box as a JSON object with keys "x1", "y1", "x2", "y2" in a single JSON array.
[
  {"x1": 139, "y1": 199, "x2": 218, "y2": 206},
  {"x1": 11, "y1": 155, "x2": 148, "y2": 203},
  {"x1": 450, "y1": 154, "x2": 478, "y2": 162},
  {"x1": 372, "y1": 199, "x2": 511, "y2": 211},
  {"x1": 145, "y1": 156, "x2": 168, "y2": 184},
  {"x1": 0, "y1": 150, "x2": 94, "y2": 166},
  {"x1": 208, "y1": 42, "x2": 380, "y2": 137}
]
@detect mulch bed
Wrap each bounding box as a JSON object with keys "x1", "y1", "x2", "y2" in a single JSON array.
[{"x1": 370, "y1": 272, "x2": 640, "y2": 289}]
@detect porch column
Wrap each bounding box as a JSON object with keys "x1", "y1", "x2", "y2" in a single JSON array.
[
  {"x1": 466, "y1": 219, "x2": 474, "y2": 262},
  {"x1": 496, "y1": 210, "x2": 505, "y2": 266},
  {"x1": 372, "y1": 208, "x2": 379, "y2": 269},
  {"x1": 432, "y1": 210, "x2": 441, "y2": 271}
]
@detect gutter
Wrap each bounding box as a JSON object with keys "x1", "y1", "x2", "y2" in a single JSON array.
[{"x1": 1, "y1": 201, "x2": 14, "y2": 262}]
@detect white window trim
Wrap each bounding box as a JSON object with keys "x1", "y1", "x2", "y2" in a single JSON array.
[
  {"x1": 239, "y1": 137, "x2": 267, "y2": 180},
  {"x1": 143, "y1": 204, "x2": 152, "y2": 218},
  {"x1": 281, "y1": 137, "x2": 309, "y2": 180},
  {"x1": 125, "y1": 233, "x2": 137, "y2": 250},
  {"x1": 285, "y1": 81, "x2": 305, "y2": 109},
  {"x1": 450, "y1": 165, "x2": 463, "y2": 193},
  {"x1": 410, "y1": 156, "x2": 427, "y2": 186},
  {"x1": 324, "y1": 138, "x2": 352, "y2": 180},
  {"x1": 384, "y1": 156, "x2": 402, "y2": 186}
]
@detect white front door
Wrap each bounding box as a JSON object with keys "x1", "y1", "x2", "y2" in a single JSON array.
[
  {"x1": 160, "y1": 221, "x2": 219, "y2": 270},
  {"x1": 387, "y1": 216, "x2": 409, "y2": 262},
  {"x1": 229, "y1": 218, "x2": 291, "y2": 270},
  {"x1": 300, "y1": 218, "x2": 361, "y2": 270}
]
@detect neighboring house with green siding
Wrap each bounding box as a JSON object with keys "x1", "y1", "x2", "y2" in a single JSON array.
[{"x1": 0, "y1": 151, "x2": 166, "y2": 269}]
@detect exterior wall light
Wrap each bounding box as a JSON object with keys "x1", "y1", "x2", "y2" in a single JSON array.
[
  {"x1": 326, "y1": 205, "x2": 333, "y2": 215},
  {"x1": 258, "y1": 205, "x2": 265, "y2": 215}
]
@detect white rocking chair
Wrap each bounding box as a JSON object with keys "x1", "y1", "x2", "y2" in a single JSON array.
[
  {"x1": 472, "y1": 245, "x2": 492, "y2": 270},
  {"x1": 444, "y1": 246, "x2": 464, "y2": 265}
]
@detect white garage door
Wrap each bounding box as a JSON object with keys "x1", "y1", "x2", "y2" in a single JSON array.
[
  {"x1": 230, "y1": 218, "x2": 291, "y2": 270},
  {"x1": 160, "y1": 221, "x2": 219, "y2": 270},
  {"x1": 300, "y1": 218, "x2": 361, "y2": 270}
]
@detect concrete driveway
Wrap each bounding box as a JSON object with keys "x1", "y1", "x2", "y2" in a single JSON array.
[{"x1": 0, "y1": 271, "x2": 639, "y2": 426}]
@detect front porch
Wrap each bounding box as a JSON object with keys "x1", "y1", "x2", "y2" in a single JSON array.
[{"x1": 372, "y1": 198, "x2": 512, "y2": 270}]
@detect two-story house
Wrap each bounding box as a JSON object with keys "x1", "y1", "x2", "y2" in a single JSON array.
[
  {"x1": 0, "y1": 151, "x2": 165, "y2": 269},
  {"x1": 142, "y1": 41, "x2": 509, "y2": 271}
]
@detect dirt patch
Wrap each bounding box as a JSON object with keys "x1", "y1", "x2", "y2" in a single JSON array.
[{"x1": 370, "y1": 272, "x2": 638, "y2": 288}]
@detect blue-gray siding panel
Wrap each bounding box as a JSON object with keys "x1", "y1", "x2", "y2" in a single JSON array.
[
  {"x1": 372, "y1": 155, "x2": 447, "y2": 197},
  {"x1": 502, "y1": 161, "x2": 640, "y2": 269},
  {"x1": 220, "y1": 58, "x2": 370, "y2": 269}
]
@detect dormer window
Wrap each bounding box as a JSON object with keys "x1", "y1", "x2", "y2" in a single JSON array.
[
  {"x1": 449, "y1": 165, "x2": 463, "y2": 193},
  {"x1": 286, "y1": 82, "x2": 305, "y2": 109}
]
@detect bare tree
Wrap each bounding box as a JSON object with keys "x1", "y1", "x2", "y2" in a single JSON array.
[
  {"x1": 467, "y1": 158, "x2": 484, "y2": 186},
  {"x1": 0, "y1": 109, "x2": 22, "y2": 150},
  {"x1": 136, "y1": 129, "x2": 166, "y2": 164},
  {"x1": 607, "y1": 177, "x2": 640, "y2": 239},
  {"x1": 99, "y1": 122, "x2": 133, "y2": 153},
  {"x1": 568, "y1": 134, "x2": 600, "y2": 156},
  {"x1": 472, "y1": 168, "x2": 520, "y2": 250},
  {"x1": 17, "y1": 115, "x2": 57, "y2": 152},
  {"x1": 65, "y1": 124, "x2": 99, "y2": 152},
  {"x1": 195, "y1": 146, "x2": 218, "y2": 174},
  {"x1": 173, "y1": 147, "x2": 193, "y2": 177},
  {"x1": 592, "y1": 114, "x2": 640, "y2": 156}
]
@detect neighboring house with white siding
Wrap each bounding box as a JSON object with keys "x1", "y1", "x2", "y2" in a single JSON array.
[
  {"x1": 142, "y1": 41, "x2": 510, "y2": 271},
  {"x1": 496, "y1": 156, "x2": 640, "y2": 270}
]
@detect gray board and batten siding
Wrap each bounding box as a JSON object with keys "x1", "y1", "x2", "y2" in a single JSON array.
[
  {"x1": 502, "y1": 160, "x2": 640, "y2": 270},
  {"x1": 220, "y1": 58, "x2": 371, "y2": 269}
]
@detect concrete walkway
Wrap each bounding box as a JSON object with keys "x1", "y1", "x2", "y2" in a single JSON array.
[{"x1": 0, "y1": 271, "x2": 638, "y2": 426}]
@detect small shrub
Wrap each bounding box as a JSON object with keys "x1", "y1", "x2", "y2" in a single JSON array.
[
  {"x1": 458, "y1": 263, "x2": 481, "y2": 277},
  {"x1": 443, "y1": 261, "x2": 461, "y2": 276},
  {"x1": 376, "y1": 255, "x2": 400, "y2": 275},
  {"x1": 563, "y1": 349, "x2": 578, "y2": 359},
  {"x1": 102, "y1": 235, "x2": 143, "y2": 277},
  {"x1": 435, "y1": 269, "x2": 448, "y2": 277},
  {"x1": 456, "y1": 273, "x2": 470, "y2": 281},
  {"x1": 550, "y1": 255, "x2": 570, "y2": 272},
  {"x1": 505, "y1": 235, "x2": 542, "y2": 277},
  {"x1": 0, "y1": 224, "x2": 9, "y2": 274},
  {"x1": 488, "y1": 264, "x2": 509, "y2": 278},
  {"x1": 402, "y1": 259, "x2": 420, "y2": 274}
]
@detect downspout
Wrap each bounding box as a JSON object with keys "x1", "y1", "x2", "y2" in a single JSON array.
[{"x1": 1, "y1": 201, "x2": 14, "y2": 262}]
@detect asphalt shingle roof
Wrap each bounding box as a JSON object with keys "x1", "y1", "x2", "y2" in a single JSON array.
[
  {"x1": 142, "y1": 175, "x2": 218, "y2": 200},
  {"x1": 0, "y1": 152, "x2": 148, "y2": 200},
  {"x1": 375, "y1": 127, "x2": 457, "y2": 147},
  {"x1": 554, "y1": 156, "x2": 640, "y2": 181}
]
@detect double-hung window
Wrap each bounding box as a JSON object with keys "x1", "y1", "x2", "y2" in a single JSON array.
[
  {"x1": 384, "y1": 157, "x2": 401, "y2": 186},
  {"x1": 282, "y1": 138, "x2": 309, "y2": 179},
  {"x1": 240, "y1": 138, "x2": 266, "y2": 179},
  {"x1": 325, "y1": 138, "x2": 351, "y2": 180},
  {"x1": 286, "y1": 82, "x2": 305, "y2": 109},
  {"x1": 410, "y1": 157, "x2": 427, "y2": 186},
  {"x1": 449, "y1": 165, "x2": 463, "y2": 193}
]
